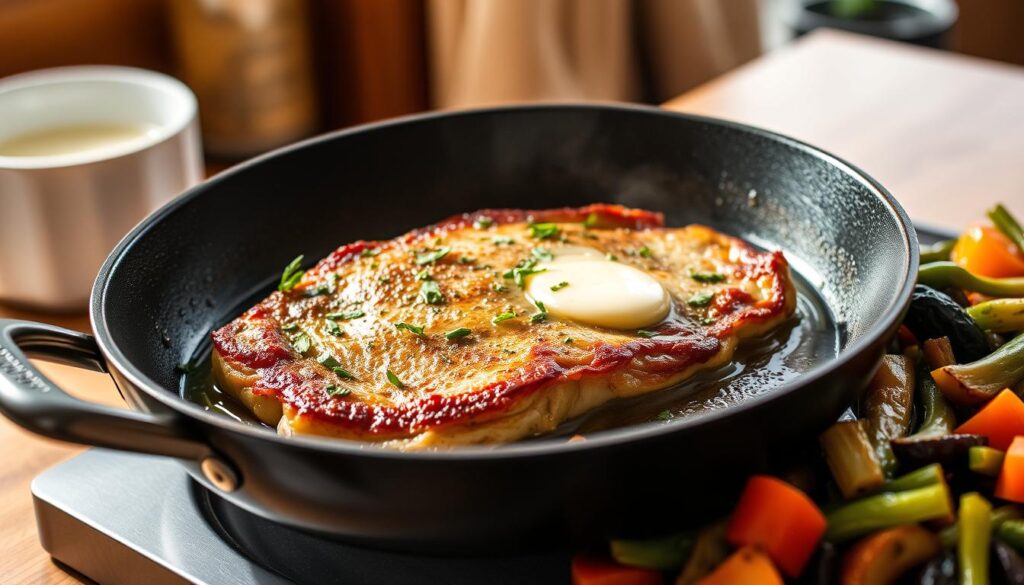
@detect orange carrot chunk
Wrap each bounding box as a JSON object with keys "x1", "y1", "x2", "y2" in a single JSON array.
[
  {"x1": 956, "y1": 389, "x2": 1024, "y2": 451},
  {"x1": 571, "y1": 555, "x2": 663, "y2": 585},
  {"x1": 952, "y1": 225, "x2": 1024, "y2": 278},
  {"x1": 696, "y1": 546, "x2": 783, "y2": 585},
  {"x1": 996, "y1": 436, "x2": 1024, "y2": 503},
  {"x1": 726, "y1": 475, "x2": 826, "y2": 578}
]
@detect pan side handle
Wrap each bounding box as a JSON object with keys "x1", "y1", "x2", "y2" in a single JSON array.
[{"x1": 0, "y1": 319, "x2": 211, "y2": 461}]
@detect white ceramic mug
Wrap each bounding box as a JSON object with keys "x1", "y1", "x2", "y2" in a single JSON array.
[{"x1": 0, "y1": 66, "x2": 202, "y2": 310}]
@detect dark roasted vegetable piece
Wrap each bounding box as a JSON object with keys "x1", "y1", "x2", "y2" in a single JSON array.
[
  {"x1": 825, "y1": 481, "x2": 953, "y2": 543},
  {"x1": 993, "y1": 539, "x2": 1024, "y2": 585},
  {"x1": 921, "y1": 239, "x2": 957, "y2": 264},
  {"x1": 904, "y1": 285, "x2": 990, "y2": 363},
  {"x1": 891, "y1": 434, "x2": 987, "y2": 472},
  {"x1": 795, "y1": 542, "x2": 837, "y2": 585},
  {"x1": 675, "y1": 521, "x2": 730, "y2": 585},
  {"x1": 863, "y1": 355, "x2": 915, "y2": 476},
  {"x1": 958, "y1": 492, "x2": 992, "y2": 585},
  {"x1": 968, "y1": 298, "x2": 1024, "y2": 334},
  {"x1": 922, "y1": 337, "x2": 957, "y2": 370},
  {"x1": 914, "y1": 552, "x2": 957, "y2": 585},
  {"x1": 611, "y1": 531, "x2": 692, "y2": 570},
  {"x1": 820, "y1": 420, "x2": 885, "y2": 499},
  {"x1": 839, "y1": 525, "x2": 941, "y2": 585},
  {"x1": 932, "y1": 332, "x2": 1024, "y2": 405},
  {"x1": 918, "y1": 262, "x2": 1024, "y2": 298}
]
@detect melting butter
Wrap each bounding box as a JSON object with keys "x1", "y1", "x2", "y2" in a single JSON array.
[{"x1": 526, "y1": 248, "x2": 670, "y2": 330}]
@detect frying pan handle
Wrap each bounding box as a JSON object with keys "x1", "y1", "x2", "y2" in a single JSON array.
[{"x1": 0, "y1": 319, "x2": 211, "y2": 461}]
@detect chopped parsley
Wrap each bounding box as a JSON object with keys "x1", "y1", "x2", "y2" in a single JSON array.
[
  {"x1": 636, "y1": 330, "x2": 658, "y2": 338},
  {"x1": 474, "y1": 216, "x2": 494, "y2": 229},
  {"x1": 606, "y1": 253, "x2": 618, "y2": 262},
  {"x1": 687, "y1": 292, "x2": 715, "y2": 307},
  {"x1": 563, "y1": 336, "x2": 573, "y2": 345},
  {"x1": 334, "y1": 367, "x2": 355, "y2": 379},
  {"x1": 583, "y1": 213, "x2": 599, "y2": 227},
  {"x1": 291, "y1": 332, "x2": 311, "y2": 353},
  {"x1": 531, "y1": 247, "x2": 553, "y2": 261},
  {"x1": 325, "y1": 385, "x2": 351, "y2": 397},
  {"x1": 534, "y1": 299, "x2": 547, "y2": 313},
  {"x1": 528, "y1": 222, "x2": 560, "y2": 240},
  {"x1": 386, "y1": 369, "x2": 405, "y2": 389},
  {"x1": 326, "y1": 310, "x2": 364, "y2": 320},
  {"x1": 360, "y1": 248, "x2": 380, "y2": 258},
  {"x1": 492, "y1": 235, "x2": 514, "y2": 245},
  {"x1": 458, "y1": 256, "x2": 476, "y2": 264},
  {"x1": 530, "y1": 312, "x2": 547, "y2": 324},
  {"x1": 690, "y1": 270, "x2": 726, "y2": 284},
  {"x1": 324, "y1": 319, "x2": 343, "y2": 336},
  {"x1": 492, "y1": 283, "x2": 508, "y2": 293},
  {"x1": 379, "y1": 276, "x2": 391, "y2": 283},
  {"x1": 550, "y1": 281, "x2": 569, "y2": 292},
  {"x1": 278, "y1": 255, "x2": 305, "y2": 292},
  {"x1": 445, "y1": 327, "x2": 472, "y2": 340},
  {"x1": 419, "y1": 280, "x2": 443, "y2": 304},
  {"x1": 638, "y1": 246, "x2": 653, "y2": 258},
  {"x1": 503, "y1": 258, "x2": 546, "y2": 288},
  {"x1": 416, "y1": 269, "x2": 431, "y2": 281},
  {"x1": 416, "y1": 246, "x2": 450, "y2": 265},
  {"x1": 280, "y1": 322, "x2": 300, "y2": 332},
  {"x1": 492, "y1": 311, "x2": 516, "y2": 324},
  {"x1": 317, "y1": 353, "x2": 342, "y2": 369},
  {"x1": 394, "y1": 322, "x2": 425, "y2": 336},
  {"x1": 656, "y1": 410, "x2": 674, "y2": 421},
  {"x1": 701, "y1": 317, "x2": 717, "y2": 325}
]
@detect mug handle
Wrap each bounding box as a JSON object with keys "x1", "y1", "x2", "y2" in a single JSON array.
[{"x1": 0, "y1": 319, "x2": 211, "y2": 460}]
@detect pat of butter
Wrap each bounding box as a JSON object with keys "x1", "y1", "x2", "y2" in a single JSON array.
[{"x1": 526, "y1": 250, "x2": 670, "y2": 330}]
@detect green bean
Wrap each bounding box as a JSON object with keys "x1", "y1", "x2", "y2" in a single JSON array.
[
  {"x1": 918, "y1": 262, "x2": 1024, "y2": 297},
  {"x1": 933, "y1": 332, "x2": 1024, "y2": 399},
  {"x1": 825, "y1": 482, "x2": 952, "y2": 543},
  {"x1": 610, "y1": 532, "x2": 692, "y2": 570},
  {"x1": 988, "y1": 204, "x2": 1024, "y2": 253},
  {"x1": 968, "y1": 298, "x2": 1024, "y2": 333},
  {"x1": 911, "y1": 364, "x2": 956, "y2": 436},
  {"x1": 883, "y1": 463, "x2": 944, "y2": 492},
  {"x1": 959, "y1": 492, "x2": 992, "y2": 585},
  {"x1": 998, "y1": 519, "x2": 1024, "y2": 551},
  {"x1": 920, "y1": 239, "x2": 957, "y2": 264},
  {"x1": 969, "y1": 446, "x2": 1005, "y2": 476}
]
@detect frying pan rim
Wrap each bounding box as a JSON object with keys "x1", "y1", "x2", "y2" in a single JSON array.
[{"x1": 90, "y1": 102, "x2": 918, "y2": 461}]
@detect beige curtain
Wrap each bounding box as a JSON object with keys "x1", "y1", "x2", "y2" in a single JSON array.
[{"x1": 427, "y1": 0, "x2": 762, "y2": 109}]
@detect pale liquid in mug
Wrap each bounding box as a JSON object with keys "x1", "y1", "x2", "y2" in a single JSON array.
[{"x1": 0, "y1": 122, "x2": 157, "y2": 157}]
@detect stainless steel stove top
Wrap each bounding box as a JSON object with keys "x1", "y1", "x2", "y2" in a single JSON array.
[{"x1": 32, "y1": 450, "x2": 567, "y2": 585}]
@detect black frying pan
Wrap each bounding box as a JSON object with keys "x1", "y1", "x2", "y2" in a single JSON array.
[{"x1": 0, "y1": 104, "x2": 917, "y2": 553}]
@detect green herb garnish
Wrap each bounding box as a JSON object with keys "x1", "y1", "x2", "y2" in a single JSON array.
[
  {"x1": 278, "y1": 255, "x2": 305, "y2": 292},
  {"x1": 583, "y1": 213, "x2": 599, "y2": 227},
  {"x1": 701, "y1": 317, "x2": 717, "y2": 325},
  {"x1": 638, "y1": 246, "x2": 653, "y2": 258},
  {"x1": 416, "y1": 246, "x2": 450, "y2": 265},
  {"x1": 394, "y1": 322, "x2": 425, "y2": 336},
  {"x1": 492, "y1": 311, "x2": 516, "y2": 324},
  {"x1": 474, "y1": 216, "x2": 494, "y2": 229},
  {"x1": 656, "y1": 410, "x2": 673, "y2": 421},
  {"x1": 326, "y1": 310, "x2": 364, "y2": 320},
  {"x1": 528, "y1": 222, "x2": 560, "y2": 240},
  {"x1": 563, "y1": 337, "x2": 573, "y2": 345},
  {"x1": 534, "y1": 299, "x2": 547, "y2": 313},
  {"x1": 379, "y1": 276, "x2": 391, "y2": 283},
  {"x1": 318, "y1": 353, "x2": 342, "y2": 369},
  {"x1": 325, "y1": 319, "x2": 343, "y2": 336},
  {"x1": 492, "y1": 235, "x2": 514, "y2": 245},
  {"x1": 687, "y1": 292, "x2": 714, "y2": 307},
  {"x1": 386, "y1": 369, "x2": 405, "y2": 389},
  {"x1": 492, "y1": 283, "x2": 508, "y2": 293},
  {"x1": 416, "y1": 269, "x2": 431, "y2": 281},
  {"x1": 325, "y1": 385, "x2": 351, "y2": 397},
  {"x1": 690, "y1": 270, "x2": 726, "y2": 284},
  {"x1": 458, "y1": 256, "x2": 476, "y2": 264},
  {"x1": 445, "y1": 327, "x2": 472, "y2": 340},
  {"x1": 280, "y1": 323, "x2": 299, "y2": 332},
  {"x1": 419, "y1": 280, "x2": 443, "y2": 304},
  {"x1": 292, "y1": 332, "x2": 311, "y2": 353},
  {"x1": 550, "y1": 281, "x2": 569, "y2": 292},
  {"x1": 606, "y1": 253, "x2": 618, "y2": 261},
  {"x1": 360, "y1": 248, "x2": 379, "y2": 258},
  {"x1": 333, "y1": 367, "x2": 355, "y2": 379},
  {"x1": 503, "y1": 258, "x2": 546, "y2": 288},
  {"x1": 636, "y1": 330, "x2": 658, "y2": 338},
  {"x1": 531, "y1": 247, "x2": 553, "y2": 261},
  {"x1": 530, "y1": 313, "x2": 548, "y2": 323}
]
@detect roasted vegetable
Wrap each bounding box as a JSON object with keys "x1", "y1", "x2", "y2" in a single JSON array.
[
  {"x1": 820, "y1": 420, "x2": 885, "y2": 499},
  {"x1": 825, "y1": 481, "x2": 953, "y2": 543},
  {"x1": 968, "y1": 298, "x2": 1024, "y2": 333},
  {"x1": 989, "y1": 203, "x2": 1024, "y2": 257},
  {"x1": 918, "y1": 262, "x2": 1024, "y2": 298},
  {"x1": 839, "y1": 525, "x2": 941, "y2": 585},
  {"x1": 795, "y1": 542, "x2": 837, "y2": 585},
  {"x1": 996, "y1": 436, "x2": 1024, "y2": 503},
  {"x1": 932, "y1": 332, "x2": 1024, "y2": 404},
  {"x1": 571, "y1": 555, "x2": 663, "y2": 585},
  {"x1": 903, "y1": 285, "x2": 989, "y2": 363},
  {"x1": 891, "y1": 434, "x2": 986, "y2": 471},
  {"x1": 863, "y1": 355, "x2": 915, "y2": 476},
  {"x1": 968, "y1": 446, "x2": 1006, "y2": 476},
  {"x1": 726, "y1": 475, "x2": 826, "y2": 578},
  {"x1": 922, "y1": 337, "x2": 957, "y2": 370},
  {"x1": 911, "y1": 362, "x2": 957, "y2": 436},
  {"x1": 997, "y1": 519, "x2": 1024, "y2": 551},
  {"x1": 611, "y1": 532, "x2": 691, "y2": 570},
  {"x1": 958, "y1": 492, "x2": 992, "y2": 585},
  {"x1": 921, "y1": 238, "x2": 956, "y2": 264},
  {"x1": 695, "y1": 547, "x2": 782, "y2": 585},
  {"x1": 951, "y1": 224, "x2": 1024, "y2": 278},
  {"x1": 884, "y1": 463, "x2": 945, "y2": 492},
  {"x1": 955, "y1": 388, "x2": 1024, "y2": 450},
  {"x1": 991, "y1": 539, "x2": 1024, "y2": 585},
  {"x1": 676, "y1": 521, "x2": 729, "y2": 585}
]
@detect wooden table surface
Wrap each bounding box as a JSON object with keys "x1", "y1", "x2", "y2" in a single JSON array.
[{"x1": 2, "y1": 29, "x2": 1024, "y2": 584}]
